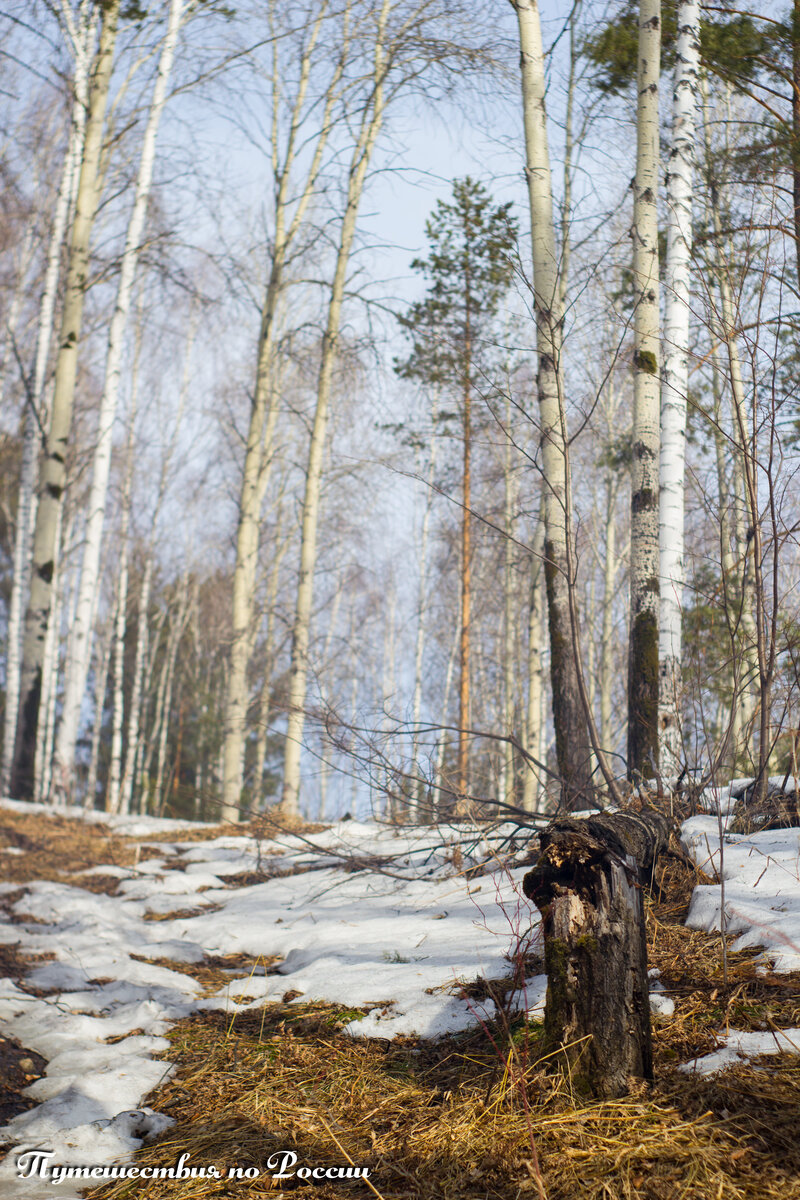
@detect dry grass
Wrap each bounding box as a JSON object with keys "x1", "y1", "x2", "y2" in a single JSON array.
[
  {"x1": 86, "y1": 858, "x2": 800, "y2": 1200},
  {"x1": 4, "y1": 806, "x2": 800, "y2": 1199}
]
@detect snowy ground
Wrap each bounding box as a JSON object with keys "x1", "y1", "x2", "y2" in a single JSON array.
[
  {"x1": 1, "y1": 790, "x2": 800, "y2": 1194},
  {"x1": 0, "y1": 803, "x2": 546, "y2": 1196}
]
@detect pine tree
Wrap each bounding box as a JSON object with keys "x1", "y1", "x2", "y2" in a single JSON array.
[{"x1": 395, "y1": 177, "x2": 518, "y2": 804}]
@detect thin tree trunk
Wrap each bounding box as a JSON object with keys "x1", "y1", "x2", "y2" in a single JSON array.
[
  {"x1": 435, "y1": 611, "x2": 460, "y2": 817},
  {"x1": 34, "y1": 505, "x2": 67, "y2": 804},
  {"x1": 85, "y1": 615, "x2": 113, "y2": 811},
  {"x1": 11, "y1": 0, "x2": 120, "y2": 799},
  {"x1": 658, "y1": 0, "x2": 700, "y2": 776},
  {"x1": 457, "y1": 320, "x2": 472, "y2": 802},
  {"x1": 628, "y1": 0, "x2": 661, "y2": 779},
  {"x1": 513, "y1": 0, "x2": 595, "y2": 808},
  {"x1": 522, "y1": 512, "x2": 546, "y2": 812},
  {"x1": 281, "y1": 0, "x2": 390, "y2": 815},
  {"x1": 252, "y1": 521, "x2": 290, "y2": 810},
  {"x1": 106, "y1": 334, "x2": 140, "y2": 814},
  {"x1": 701, "y1": 81, "x2": 760, "y2": 759},
  {"x1": 120, "y1": 555, "x2": 152, "y2": 814},
  {"x1": 150, "y1": 582, "x2": 192, "y2": 817},
  {"x1": 222, "y1": 2, "x2": 346, "y2": 820},
  {"x1": 137, "y1": 590, "x2": 171, "y2": 812},
  {"x1": 600, "y1": 475, "x2": 620, "y2": 755},
  {"x1": 56, "y1": 0, "x2": 186, "y2": 788},
  {"x1": 411, "y1": 416, "x2": 438, "y2": 815},
  {"x1": 501, "y1": 391, "x2": 516, "y2": 807}
]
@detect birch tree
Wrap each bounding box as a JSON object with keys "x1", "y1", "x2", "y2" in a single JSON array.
[
  {"x1": 658, "y1": 0, "x2": 700, "y2": 776},
  {"x1": 627, "y1": 0, "x2": 661, "y2": 779},
  {"x1": 279, "y1": 2, "x2": 389, "y2": 814},
  {"x1": 1, "y1": 2, "x2": 95, "y2": 793},
  {"x1": 54, "y1": 0, "x2": 188, "y2": 795},
  {"x1": 512, "y1": 0, "x2": 595, "y2": 808},
  {"x1": 221, "y1": 0, "x2": 349, "y2": 819},
  {"x1": 10, "y1": 0, "x2": 120, "y2": 799}
]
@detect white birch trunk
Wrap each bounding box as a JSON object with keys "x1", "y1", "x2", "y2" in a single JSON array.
[
  {"x1": 221, "y1": 4, "x2": 344, "y2": 819},
  {"x1": 522, "y1": 512, "x2": 545, "y2": 813},
  {"x1": 34, "y1": 505, "x2": 66, "y2": 803},
  {"x1": 55, "y1": 0, "x2": 186, "y2": 788},
  {"x1": 252, "y1": 526, "x2": 289, "y2": 810},
  {"x1": 501, "y1": 391, "x2": 516, "y2": 806},
  {"x1": 11, "y1": 0, "x2": 120, "y2": 798},
  {"x1": 280, "y1": 0, "x2": 390, "y2": 815},
  {"x1": 513, "y1": 0, "x2": 595, "y2": 806},
  {"x1": 600, "y1": 475, "x2": 619, "y2": 755},
  {"x1": 1, "y1": 13, "x2": 93, "y2": 793},
  {"x1": 628, "y1": 0, "x2": 661, "y2": 778},
  {"x1": 120, "y1": 555, "x2": 151, "y2": 814},
  {"x1": 85, "y1": 615, "x2": 113, "y2": 810},
  {"x1": 105, "y1": 331, "x2": 140, "y2": 814},
  {"x1": 434, "y1": 613, "x2": 460, "y2": 817},
  {"x1": 411, "y1": 418, "x2": 438, "y2": 816},
  {"x1": 658, "y1": 0, "x2": 700, "y2": 776}
]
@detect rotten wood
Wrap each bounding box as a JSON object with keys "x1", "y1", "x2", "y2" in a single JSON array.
[{"x1": 523, "y1": 808, "x2": 674, "y2": 1098}]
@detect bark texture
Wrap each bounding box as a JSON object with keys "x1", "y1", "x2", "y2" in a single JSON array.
[
  {"x1": 659, "y1": 0, "x2": 699, "y2": 775},
  {"x1": 1, "y1": 6, "x2": 94, "y2": 793},
  {"x1": 55, "y1": 0, "x2": 185, "y2": 791},
  {"x1": 628, "y1": 0, "x2": 661, "y2": 779},
  {"x1": 523, "y1": 809, "x2": 672, "y2": 1097},
  {"x1": 514, "y1": 0, "x2": 594, "y2": 809},
  {"x1": 11, "y1": 1, "x2": 120, "y2": 799}
]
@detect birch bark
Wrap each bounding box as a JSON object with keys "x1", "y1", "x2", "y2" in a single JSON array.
[
  {"x1": 522, "y1": 511, "x2": 545, "y2": 813},
  {"x1": 55, "y1": 0, "x2": 187, "y2": 790},
  {"x1": 10, "y1": 0, "x2": 120, "y2": 799},
  {"x1": 512, "y1": 0, "x2": 594, "y2": 807},
  {"x1": 280, "y1": 0, "x2": 390, "y2": 815},
  {"x1": 221, "y1": 1, "x2": 347, "y2": 820},
  {"x1": 1, "y1": 5, "x2": 94, "y2": 793},
  {"x1": 658, "y1": 0, "x2": 700, "y2": 776},
  {"x1": 628, "y1": 0, "x2": 661, "y2": 778}
]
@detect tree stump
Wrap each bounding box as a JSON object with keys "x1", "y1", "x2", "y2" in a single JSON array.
[{"x1": 522, "y1": 810, "x2": 673, "y2": 1098}]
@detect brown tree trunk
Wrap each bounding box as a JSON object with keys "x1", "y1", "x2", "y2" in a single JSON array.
[{"x1": 523, "y1": 810, "x2": 672, "y2": 1097}]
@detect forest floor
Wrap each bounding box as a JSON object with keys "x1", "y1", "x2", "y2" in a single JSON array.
[{"x1": 1, "y1": 801, "x2": 800, "y2": 1200}]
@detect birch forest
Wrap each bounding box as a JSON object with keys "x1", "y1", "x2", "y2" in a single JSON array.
[{"x1": 1, "y1": 0, "x2": 799, "y2": 824}]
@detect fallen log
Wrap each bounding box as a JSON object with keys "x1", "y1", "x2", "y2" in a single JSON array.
[{"x1": 522, "y1": 808, "x2": 674, "y2": 1098}]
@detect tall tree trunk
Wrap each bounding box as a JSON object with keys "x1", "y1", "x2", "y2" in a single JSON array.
[
  {"x1": 434, "y1": 610, "x2": 460, "y2": 817},
  {"x1": 85, "y1": 614, "x2": 113, "y2": 811},
  {"x1": 600, "y1": 475, "x2": 620, "y2": 756},
  {"x1": 628, "y1": 0, "x2": 661, "y2": 779},
  {"x1": 222, "y1": 3, "x2": 346, "y2": 820},
  {"x1": 501, "y1": 390, "x2": 516, "y2": 807},
  {"x1": 34, "y1": 505, "x2": 68, "y2": 803},
  {"x1": 513, "y1": 0, "x2": 594, "y2": 808},
  {"x1": 700, "y1": 81, "x2": 760, "y2": 762},
  {"x1": 120, "y1": 554, "x2": 152, "y2": 814},
  {"x1": 658, "y1": 0, "x2": 700, "y2": 776},
  {"x1": 411, "y1": 416, "x2": 438, "y2": 815},
  {"x1": 56, "y1": 0, "x2": 185, "y2": 789},
  {"x1": 11, "y1": 0, "x2": 120, "y2": 799},
  {"x1": 2, "y1": 12, "x2": 94, "y2": 794},
  {"x1": 522, "y1": 511, "x2": 546, "y2": 813},
  {"x1": 105, "y1": 322, "x2": 140, "y2": 815},
  {"x1": 457, "y1": 320, "x2": 473, "y2": 802},
  {"x1": 280, "y1": 0, "x2": 390, "y2": 815},
  {"x1": 252, "y1": 517, "x2": 290, "y2": 810}
]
